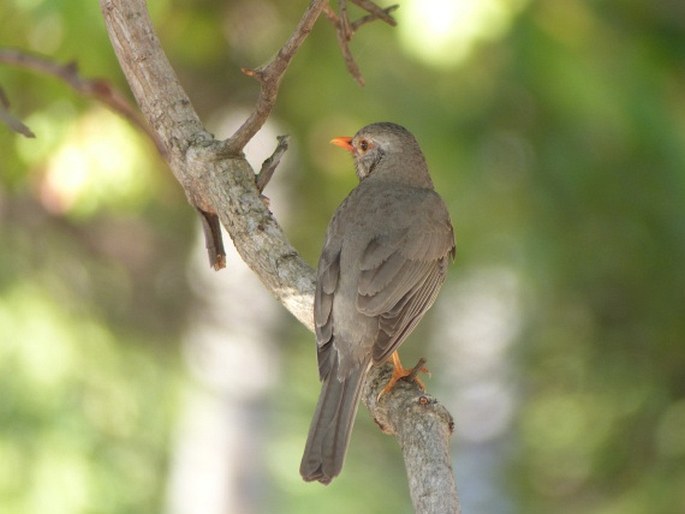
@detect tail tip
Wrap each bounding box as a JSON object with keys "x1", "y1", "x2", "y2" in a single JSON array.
[{"x1": 300, "y1": 461, "x2": 336, "y2": 485}]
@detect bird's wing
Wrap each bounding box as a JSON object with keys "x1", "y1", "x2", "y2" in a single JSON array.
[
  {"x1": 314, "y1": 239, "x2": 342, "y2": 380},
  {"x1": 357, "y1": 217, "x2": 455, "y2": 364}
]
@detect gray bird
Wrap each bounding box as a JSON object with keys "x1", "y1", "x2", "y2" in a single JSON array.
[{"x1": 300, "y1": 122, "x2": 456, "y2": 484}]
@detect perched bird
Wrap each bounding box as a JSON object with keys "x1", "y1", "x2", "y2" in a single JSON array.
[{"x1": 300, "y1": 122, "x2": 456, "y2": 484}]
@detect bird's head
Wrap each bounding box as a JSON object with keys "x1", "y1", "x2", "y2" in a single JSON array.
[{"x1": 330, "y1": 122, "x2": 430, "y2": 185}]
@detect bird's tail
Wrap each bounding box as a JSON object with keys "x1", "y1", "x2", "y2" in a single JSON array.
[{"x1": 300, "y1": 358, "x2": 369, "y2": 484}]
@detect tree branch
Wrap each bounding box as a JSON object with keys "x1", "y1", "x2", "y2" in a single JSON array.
[
  {"x1": 256, "y1": 135, "x2": 290, "y2": 194},
  {"x1": 221, "y1": 0, "x2": 328, "y2": 155},
  {"x1": 350, "y1": 0, "x2": 398, "y2": 26},
  {"x1": 100, "y1": 0, "x2": 315, "y2": 322},
  {"x1": 323, "y1": 1, "x2": 399, "y2": 86},
  {"x1": 0, "y1": 84, "x2": 35, "y2": 137},
  {"x1": 350, "y1": 3, "x2": 399, "y2": 32},
  {"x1": 323, "y1": 4, "x2": 365, "y2": 86},
  {"x1": 364, "y1": 364, "x2": 461, "y2": 514},
  {"x1": 0, "y1": 48, "x2": 163, "y2": 153},
  {"x1": 98, "y1": 0, "x2": 459, "y2": 511}
]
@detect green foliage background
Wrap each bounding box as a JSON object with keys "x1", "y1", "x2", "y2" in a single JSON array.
[{"x1": 1, "y1": 0, "x2": 685, "y2": 513}]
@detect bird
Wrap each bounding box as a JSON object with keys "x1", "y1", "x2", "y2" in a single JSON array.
[{"x1": 299, "y1": 122, "x2": 456, "y2": 485}]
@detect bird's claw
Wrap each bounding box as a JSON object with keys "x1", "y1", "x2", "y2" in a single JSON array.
[{"x1": 376, "y1": 357, "x2": 430, "y2": 401}]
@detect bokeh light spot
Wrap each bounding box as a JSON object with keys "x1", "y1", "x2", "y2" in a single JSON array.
[
  {"x1": 36, "y1": 107, "x2": 156, "y2": 216},
  {"x1": 656, "y1": 400, "x2": 685, "y2": 458},
  {"x1": 397, "y1": 0, "x2": 528, "y2": 67}
]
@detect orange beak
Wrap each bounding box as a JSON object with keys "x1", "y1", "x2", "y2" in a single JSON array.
[{"x1": 330, "y1": 136, "x2": 354, "y2": 153}]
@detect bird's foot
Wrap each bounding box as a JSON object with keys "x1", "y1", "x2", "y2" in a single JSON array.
[{"x1": 377, "y1": 355, "x2": 430, "y2": 401}]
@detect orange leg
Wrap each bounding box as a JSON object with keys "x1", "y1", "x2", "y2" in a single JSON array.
[{"x1": 378, "y1": 352, "x2": 430, "y2": 399}]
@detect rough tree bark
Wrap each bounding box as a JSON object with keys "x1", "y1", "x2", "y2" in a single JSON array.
[{"x1": 98, "y1": 0, "x2": 460, "y2": 512}]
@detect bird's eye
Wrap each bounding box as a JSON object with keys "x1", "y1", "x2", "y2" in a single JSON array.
[{"x1": 359, "y1": 139, "x2": 369, "y2": 152}]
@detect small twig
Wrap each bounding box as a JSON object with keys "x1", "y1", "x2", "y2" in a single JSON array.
[
  {"x1": 324, "y1": 0, "x2": 399, "y2": 86},
  {"x1": 339, "y1": 0, "x2": 352, "y2": 41},
  {"x1": 0, "y1": 106, "x2": 35, "y2": 138},
  {"x1": 406, "y1": 357, "x2": 428, "y2": 382},
  {"x1": 0, "y1": 48, "x2": 165, "y2": 154},
  {"x1": 350, "y1": 4, "x2": 399, "y2": 32},
  {"x1": 323, "y1": 4, "x2": 365, "y2": 86},
  {"x1": 0, "y1": 85, "x2": 35, "y2": 137},
  {"x1": 197, "y1": 208, "x2": 227, "y2": 270},
  {"x1": 222, "y1": 0, "x2": 327, "y2": 155},
  {"x1": 256, "y1": 135, "x2": 289, "y2": 193},
  {"x1": 349, "y1": 0, "x2": 398, "y2": 26}
]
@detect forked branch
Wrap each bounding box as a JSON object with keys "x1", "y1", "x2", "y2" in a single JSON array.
[
  {"x1": 222, "y1": 0, "x2": 397, "y2": 150},
  {"x1": 323, "y1": 1, "x2": 399, "y2": 85},
  {"x1": 222, "y1": 0, "x2": 328, "y2": 154}
]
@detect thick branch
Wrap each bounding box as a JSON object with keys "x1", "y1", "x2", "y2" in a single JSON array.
[
  {"x1": 100, "y1": 0, "x2": 315, "y2": 324},
  {"x1": 364, "y1": 364, "x2": 461, "y2": 514}
]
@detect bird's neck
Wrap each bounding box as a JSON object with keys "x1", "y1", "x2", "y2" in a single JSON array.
[{"x1": 366, "y1": 153, "x2": 434, "y2": 189}]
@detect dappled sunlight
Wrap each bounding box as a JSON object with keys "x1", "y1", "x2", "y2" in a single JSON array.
[
  {"x1": 0, "y1": 282, "x2": 180, "y2": 513},
  {"x1": 522, "y1": 392, "x2": 610, "y2": 493},
  {"x1": 655, "y1": 400, "x2": 685, "y2": 459},
  {"x1": 397, "y1": 0, "x2": 528, "y2": 67},
  {"x1": 12, "y1": 0, "x2": 46, "y2": 11},
  {"x1": 0, "y1": 284, "x2": 79, "y2": 389},
  {"x1": 18, "y1": 107, "x2": 157, "y2": 216},
  {"x1": 15, "y1": 100, "x2": 77, "y2": 163},
  {"x1": 27, "y1": 11, "x2": 64, "y2": 54}
]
